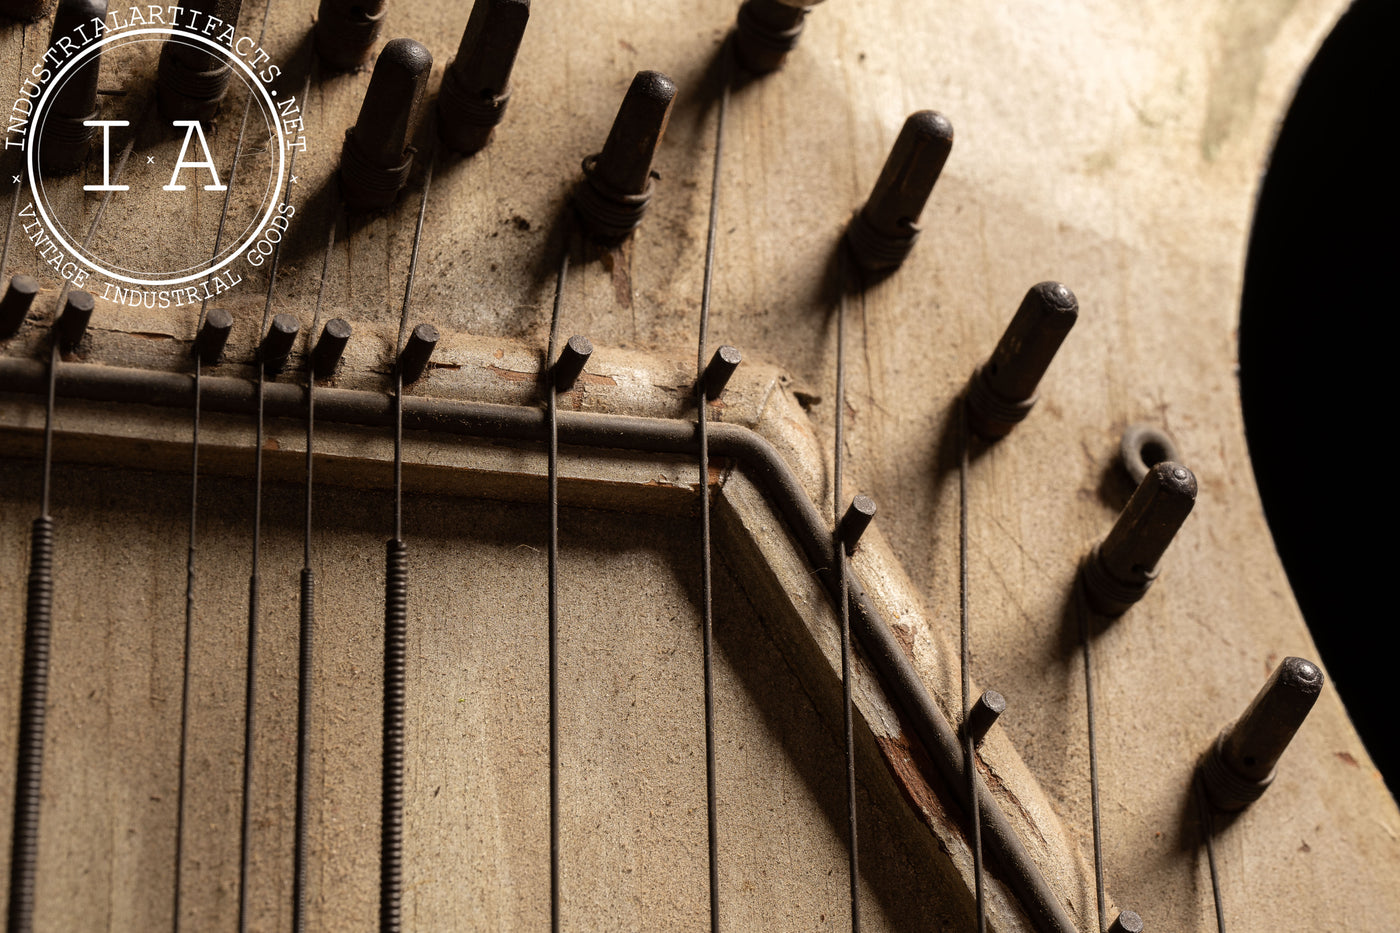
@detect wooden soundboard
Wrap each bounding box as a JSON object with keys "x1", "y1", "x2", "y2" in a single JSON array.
[{"x1": 2, "y1": 0, "x2": 1397, "y2": 930}]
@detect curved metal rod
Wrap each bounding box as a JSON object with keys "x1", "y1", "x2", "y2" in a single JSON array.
[{"x1": 0, "y1": 357, "x2": 1079, "y2": 933}]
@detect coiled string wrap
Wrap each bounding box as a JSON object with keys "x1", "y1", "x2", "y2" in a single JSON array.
[
  {"x1": 380, "y1": 538, "x2": 409, "y2": 933},
  {"x1": 7, "y1": 516, "x2": 55, "y2": 933},
  {"x1": 292, "y1": 566, "x2": 316, "y2": 928}
]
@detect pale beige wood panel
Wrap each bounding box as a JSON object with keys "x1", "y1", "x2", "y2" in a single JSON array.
[
  {"x1": 4, "y1": 0, "x2": 1400, "y2": 929},
  {"x1": 0, "y1": 461, "x2": 969, "y2": 931}
]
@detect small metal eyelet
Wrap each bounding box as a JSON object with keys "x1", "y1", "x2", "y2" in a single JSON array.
[{"x1": 1120, "y1": 423, "x2": 1181, "y2": 485}]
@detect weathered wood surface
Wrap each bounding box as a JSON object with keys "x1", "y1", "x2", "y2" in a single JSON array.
[{"x1": 3, "y1": 0, "x2": 1399, "y2": 930}]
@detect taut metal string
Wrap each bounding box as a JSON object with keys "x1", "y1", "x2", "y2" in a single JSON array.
[
  {"x1": 545, "y1": 233, "x2": 571, "y2": 933},
  {"x1": 1195, "y1": 773, "x2": 1227, "y2": 933},
  {"x1": 694, "y1": 39, "x2": 732, "y2": 933},
  {"x1": 7, "y1": 106, "x2": 139, "y2": 933},
  {"x1": 294, "y1": 197, "x2": 339, "y2": 933},
  {"x1": 381, "y1": 141, "x2": 436, "y2": 933},
  {"x1": 958, "y1": 400, "x2": 988, "y2": 933},
  {"x1": 238, "y1": 55, "x2": 304, "y2": 932},
  {"x1": 834, "y1": 252, "x2": 861, "y2": 933},
  {"x1": 1075, "y1": 581, "x2": 1109, "y2": 931},
  {"x1": 241, "y1": 336, "x2": 268, "y2": 933},
  {"x1": 175, "y1": 47, "x2": 267, "y2": 933}
]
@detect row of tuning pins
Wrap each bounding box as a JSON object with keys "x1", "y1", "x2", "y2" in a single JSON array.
[
  {"x1": 0, "y1": 0, "x2": 524, "y2": 177},
  {"x1": 330, "y1": 0, "x2": 673, "y2": 225},
  {"x1": 321, "y1": 0, "x2": 897, "y2": 421},
  {"x1": 830, "y1": 55, "x2": 1323, "y2": 932},
  {"x1": 4, "y1": 0, "x2": 834, "y2": 319},
  {"x1": 0, "y1": 0, "x2": 243, "y2": 336},
  {"x1": 0, "y1": 282, "x2": 438, "y2": 393},
  {"x1": 189, "y1": 307, "x2": 437, "y2": 384},
  {"x1": 329, "y1": 0, "x2": 830, "y2": 222},
  {"x1": 6, "y1": 0, "x2": 248, "y2": 176},
  {"x1": 714, "y1": 0, "x2": 1326, "y2": 895},
  {"x1": 2, "y1": 0, "x2": 1321, "y2": 820},
  {"x1": 848, "y1": 88, "x2": 1322, "y2": 904}
]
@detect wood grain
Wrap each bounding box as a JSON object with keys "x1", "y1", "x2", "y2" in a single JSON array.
[{"x1": 3, "y1": 0, "x2": 1398, "y2": 930}]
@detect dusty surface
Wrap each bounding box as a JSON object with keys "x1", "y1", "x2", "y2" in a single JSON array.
[
  {"x1": 3, "y1": 0, "x2": 1399, "y2": 930},
  {"x1": 0, "y1": 459, "x2": 980, "y2": 932}
]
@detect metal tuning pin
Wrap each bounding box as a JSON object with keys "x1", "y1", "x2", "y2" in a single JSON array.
[
  {"x1": 840, "y1": 109, "x2": 952, "y2": 273},
  {"x1": 837, "y1": 494, "x2": 876, "y2": 553},
  {"x1": 37, "y1": 0, "x2": 106, "y2": 175},
  {"x1": 397, "y1": 322, "x2": 438, "y2": 384},
  {"x1": 1108, "y1": 910, "x2": 1144, "y2": 933},
  {"x1": 260, "y1": 313, "x2": 300, "y2": 374},
  {"x1": 314, "y1": 0, "x2": 388, "y2": 71},
  {"x1": 574, "y1": 71, "x2": 676, "y2": 243},
  {"x1": 966, "y1": 282, "x2": 1079, "y2": 440},
  {"x1": 702, "y1": 345, "x2": 742, "y2": 400},
  {"x1": 340, "y1": 38, "x2": 434, "y2": 212},
  {"x1": 846, "y1": 110, "x2": 953, "y2": 274},
  {"x1": 311, "y1": 318, "x2": 352, "y2": 378},
  {"x1": 1, "y1": 274, "x2": 40, "y2": 340},
  {"x1": 1082, "y1": 461, "x2": 1197, "y2": 616},
  {"x1": 964, "y1": 689, "x2": 1006, "y2": 747},
  {"x1": 1201, "y1": 656, "x2": 1324, "y2": 812},
  {"x1": 158, "y1": 0, "x2": 243, "y2": 122},
  {"x1": 195, "y1": 308, "x2": 234, "y2": 365},
  {"x1": 552, "y1": 335, "x2": 592, "y2": 392},
  {"x1": 438, "y1": 0, "x2": 531, "y2": 155},
  {"x1": 55, "y1": 290, "x2": 95, "y2": 350},
  {"x1": 734, "y1": 0, "x2": 824, "y2": 74}
]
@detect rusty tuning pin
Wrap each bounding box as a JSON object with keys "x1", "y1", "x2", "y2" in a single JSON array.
[
  {"x1": 1081, "y1": 461, "x2": 1197, "y2": 616},
  {"x1": 734, "y1": 0, "x2": 823, "y2": 74},
  {"x1": 311, "y1": 318, "x2": 352, "y2": 378},
  {"x1": 967, "y1": 282, "x2": 1079, "y2": 440},
  {"x1": 55, "y1": 290, "x2": 94, "y2": 350},
  {"x1": 574, "y1": 71, "x2": 676, "y2": 243},
  {"x1": 1108, "y1": 910, "x2": 1143, "y2": 933},
  {"x1": 195, "y1": 308, "x2": 234, "y2": 365},
  {"x1": 702, "y1": 345, "x2": 742, "y2": 400},
  {"x1": 314, "y1": 0, "x2": 387, "y2": 71},
  {"x1": 260, "y1": 313, "x2": 300, "y2": 374},
  {"x1": 1200, "y1": 656, "x2": 1324, "y2": 812},
  {"x1": 1, "y1": 274, "x2": 40, "y2": 340},
  {"x1": 37, "y1": 0, "x2": 106, "y2": 175},
  {"x1": 846, "y1": 110, "x2": 953, "y2": 274},
  {"x1": 397, "y1": 322, "x2": 438, "y2": 383},
  {"x1": 158, "y1": 0, "x2": 243, "y2": 122},
  {"x1": 837, "y1": 494, "x2": 876, "y2": 553},
  {"x1": 340, "y1": 38, "x2": 434, "y2": 212},
  {"x1": 438, "y1": 0, "x2": 530, "y2": 155},
  {"x1": 552, "y1": 335, "x2": 592, "y2": 392},
  {"x1": 963, "y1": 689, "x2": 1006, "y2": 747}
]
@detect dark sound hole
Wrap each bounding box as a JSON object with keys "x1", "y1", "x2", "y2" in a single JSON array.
[{"x1": 1239, "y1": 0, "x2": 1397, "y2": 794}]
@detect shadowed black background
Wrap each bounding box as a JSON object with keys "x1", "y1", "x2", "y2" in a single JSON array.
[{"x1": 1239, "y1": 0, "x2": 1397, "y2": 793}]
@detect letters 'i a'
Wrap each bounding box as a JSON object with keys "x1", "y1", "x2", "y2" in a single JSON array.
[{"x1": 83, "y1": 122, "x2": 228, "y2": 193}]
